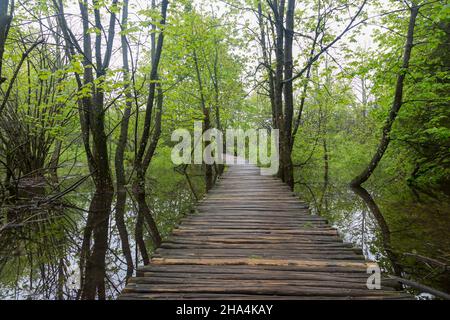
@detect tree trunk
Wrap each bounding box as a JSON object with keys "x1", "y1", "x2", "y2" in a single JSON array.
[
  {"x1": 49, "y1": 140, "x2": 62, "y2": 185},
  {"x1": 319, "y1": 138, "x2": 329, "y2": 209},
  {"x1": 132, "y1": 84, "x2": 164, "y2": 251},
  {"x1": 350, "y1": 5, "x2": 419, "y2": 187},
  {"x1": 56, "y1": 0, "x2": 118, "y2": 299},
  {"x1": 0, "y1": 0, "x2": 12, "y2": 85},
  {"x1": 291, "y1": 4, "x2": 321, "y2": 145},
  {"x1": 114, "y1": 0, "x2": 134, "y2": 281},
  {"x1": 81, "y1": 189, "x2": 114, "y2": 300},
  {"x1": 193, "y1": 49, "x2": 213, "y2": 192},
  {"x1": 257, "y1": 1, "x2": 276, "y2": 125},
  {"x1": 115, "y1": 190, "x2": 133, "y2": 280},
  {"x1": 135, "y1": 209, "x2": 149, "y2": 264},
  {"x1": 273, "y1": 0, "x2": 285, "y2": 180},
  {"x1": 131, "y1": 0, "x2": 168, "y2": 252},
  {"x1": 282, "y1": 0, "x2": 295, "y2": 189},
  {"x1": 132, "y1": 174, "x2": 162, "y2": 248},
  {"x1": 351, "y1": 185, "x2": 403, "y2": 276}
]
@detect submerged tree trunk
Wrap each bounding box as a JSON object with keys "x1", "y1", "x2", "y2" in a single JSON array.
[
  {"x1": 132, "y1": 0, "x2": 168, "y2": 256},
  {"x1": 115, "y1": 190, "x2": 133, "y2": 280},
  {"x1": 351, "y1": 185, "x2": 403, "y2": 276},
  {"x1": 55, "y1": 0, "x2": 118, "y2": 299},
  {"x1": 132, "y1": 83, "x2": 164, "y2": 251},
  {"x1": 350, "y1": 5, "x2": 419, "y2": 187},
  {"x1": 81, "y1": 189, "x2": 114, "y2": 300},
  {"x1": 114, "y1": 0, "x2": 134, "y2": 281},
  {"x1": 132, "y1": 177, "x2": 162, "y2": 248},
  {"x1": 132, "y1": 84, "x2": 164, "y2": 256},
  {"x1": 135, "y1": 208, "x2": 149, "y2": 265}
]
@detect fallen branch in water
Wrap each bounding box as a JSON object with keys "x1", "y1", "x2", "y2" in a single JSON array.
[{"x1": 388, "y1": 275, "x2": 450, "y2": 300}]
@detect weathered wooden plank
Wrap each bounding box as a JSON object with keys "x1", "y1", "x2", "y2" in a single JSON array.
[
  {"x1": 119, "y1": 163, "x2": 411, "y2": 300},
  {"x1": 128, "y1": 277, "x2": 396, "y2": 291},
  {"x1": 123, "y1": 284, "x2": 406, "y2": 298},
  {"x1": 149, "y1": 257, "x2": 369, "y2": 268}
]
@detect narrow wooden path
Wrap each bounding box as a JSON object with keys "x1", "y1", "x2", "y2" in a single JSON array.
[{"x1": 119, "y1": 162, "x2": 411, "y2": 300}]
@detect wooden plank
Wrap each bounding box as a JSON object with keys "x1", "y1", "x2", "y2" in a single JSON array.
[
  {"x1": 149, "y1": 257, "x2": 369, "y2": 268},
  {"x1": 119, "y1": 163, "x2": 411, "y2": 300}
]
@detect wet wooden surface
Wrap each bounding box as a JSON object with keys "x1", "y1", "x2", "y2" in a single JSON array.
[{"x1": 119, "y1": 163, "x2": 411, "y2": 300}]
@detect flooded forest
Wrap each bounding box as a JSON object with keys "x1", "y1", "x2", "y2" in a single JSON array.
[{"x1": 0, "y1": 0, "x2": 449, "y2": 300}]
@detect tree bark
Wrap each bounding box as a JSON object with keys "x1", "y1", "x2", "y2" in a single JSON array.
[
  {"x1": 282, "y1": 0, "x2": 295, "y2": 189},
  {"x1": 271, "y1": 0, "x2": 285, "y2": 180},
  {"x1": 0, "y1": 0, "x2": 12, "y2": 85},
  {"x1": 114, "y1": 0, "x2": 134, "y2": 281},
  {"x1": 193, "y1": 49, "x2": 213, "y2": 192},
  {"x1": 56, "y1": 0, "x2": 118, "y2": 299},
  {"x1": 257, "y1": 1, "x2": 276, "y2": 125},
  {"x1": 132, "y1": 0, "x2": 168, "y2": 251},
  {"x1": 81, "y1": 190, "x2": 114, "y2": 300},
  {"x1": 350, "y1": 5, "x2": 419, "y2": 187}
]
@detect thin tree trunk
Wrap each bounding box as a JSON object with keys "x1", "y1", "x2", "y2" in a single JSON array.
[
  {"x1": 81, "y1": 190, "x2": 114, "y2": 300},
  {"x1": 272, "y1": 0, "x2": 285, "y2": 180},
  {"x1": 291, "y1": 1, "x2": 321, "y2": 144},
  {"x1": 132, "y1": 83, "x2": 163, "y2": 249},
  {"x1": 0, "y1": 0, "x2": 12, "y2": 85},
  {"x1": 135, "y1": 0, "x2": 168, "y2": 166},
  {"x1": 212, "y1": 45, "x2": 224, "y2": 176},
  {"x1": 115, "y1": 190, "x2": 133, "y2": 279},
  {"x1": 193, "y1": 49, "x2": 213, "y2": 192},
  {"x1": 68, "y1": 0, "x2": 118, "y2": 299},
  {"x1": 135, "y1": 209, "x2": 149, "y2": 264},
  {"x1": 273, "y1": 0, "x2": 285, "y2": 130},
  {"x1": 257, "y1": 1, "x2": 276, "y2": 125},
  {"x1": 49, "y1": 139, "x2": 61, "y2": 185},
  {"x1": 350, "y1": 5, "x2": 419, "y2": 187},
  {"x1": 319, "y1": 138, "x2": 329, "y2": 209},
  {"x1": 132, "y1": 0, "x2": 168, "y2": 251},
  {"x1": 282, "y1": 0, "x2": 295, "y2": 189},
  {"x1": 114, "y1": 0, "x2": 134, "y2": 282}
]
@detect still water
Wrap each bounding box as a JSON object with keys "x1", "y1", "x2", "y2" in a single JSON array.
[
  {"x1": 1, "y1": 169, "x2": 449, "y2": 299},
  {"x1": 296, "y1": 179, "x2": 450, "y2": 297}
]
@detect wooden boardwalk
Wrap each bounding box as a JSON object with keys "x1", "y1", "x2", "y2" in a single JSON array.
[{"x1": 119, "y1": 163, "x2": 411, "y2": 300}]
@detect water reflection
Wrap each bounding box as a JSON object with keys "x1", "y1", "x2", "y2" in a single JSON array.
[
  {"x1": 296, "y1": 179, "x2": 450, "y2": 296},
  {"x1": 0, "y1": 165, "x2": 201, "y2": 299},
  {"x1": 79, "y1": 190, "x2": 114, "y2": 300},
  {"x1": 115, "y1": 189, "x2": 133, "y2": 281},
  {"x1": 2, "y1": 165, "x2": 449, "y2": 299},
  {"x1": 350, "y1": 186, "x2": 403, "y2": 277}
]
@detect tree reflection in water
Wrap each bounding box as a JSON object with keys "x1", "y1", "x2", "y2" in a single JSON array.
[
  {"x1": 350, "y1": 185, "x2": 403, "y2": 277},
  {"x1": 296, "y1": 180, "x2": 450, "y2": 297},
  {"x1": 1, "y1": 168, "x2": 448, "y2": 299},
  {"x1": 0, "y1": 177, "x2": 198, "y2": 299}
]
